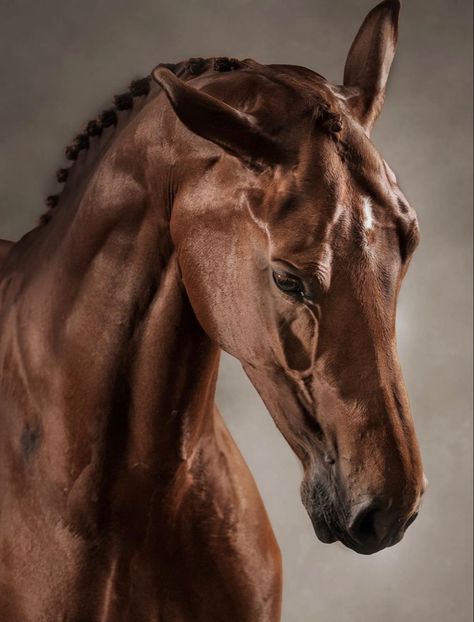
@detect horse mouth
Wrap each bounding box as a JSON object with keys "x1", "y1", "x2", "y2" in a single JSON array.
[
  {"x1": 310, "y1": 513, "x2": 405, "y2": 555},
  {"x1": 301, "y1": 470, "x2": 414, "y2": 555}
]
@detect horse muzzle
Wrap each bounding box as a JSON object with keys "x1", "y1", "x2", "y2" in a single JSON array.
[{"x1": 303, "y1": 478, "x2": 424, "y2": 555}]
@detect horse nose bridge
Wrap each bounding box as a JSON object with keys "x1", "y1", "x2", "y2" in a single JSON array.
[
  {"x1": 316, "y1": 328, "x2": 402, "y2": 402},
  {"x1": 329, "y1": 380, "x2": 424, "y2": 498},
  {"x1": 299, "y1": 357, "x2": 422, "y2": 488},
  {"x1": 380, "y1": 379, "x2": 423, "y2": 464}
]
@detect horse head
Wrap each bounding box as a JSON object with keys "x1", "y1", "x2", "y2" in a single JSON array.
[{"x1": 152, "y1": 0, "x2": 425, "y2": 555}]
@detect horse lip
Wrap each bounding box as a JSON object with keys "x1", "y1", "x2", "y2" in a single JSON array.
[
  {"x1": 311, "y1": 510, "x2": 405, "y2": 554},
  {"x1": 310, "y1": 513, "x2": 338, "y2": 544},
  {"x1": 310, "y1": 515, "x2": 379, "y2": 553},
  {"x1": 338, "y1": 524, "x2": 406, "y2": 555}
]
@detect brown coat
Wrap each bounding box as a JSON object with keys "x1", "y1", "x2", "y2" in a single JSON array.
[{"x1": 0, "y1": 2, "x2": 425, "y2": 620}]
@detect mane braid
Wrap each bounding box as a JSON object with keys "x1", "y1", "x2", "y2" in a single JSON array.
[
  {"x1": 39, "y1": 74, "x2": 153, "y2": 226},
  {"x1": 38, "y1": 57, "x2": 248, "y2": 225}
]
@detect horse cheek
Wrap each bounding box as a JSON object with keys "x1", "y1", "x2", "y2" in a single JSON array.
[{"x1": 278, "y1": 306, "x2": 318, "y2": 373}]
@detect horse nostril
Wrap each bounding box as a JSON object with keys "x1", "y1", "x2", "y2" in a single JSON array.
[
  {"x1": 348, "y1": 496, "x2": 392, "y2": 544},
  {"x1": 353, "y1": 507, "x2": 377, "y2": 540}
]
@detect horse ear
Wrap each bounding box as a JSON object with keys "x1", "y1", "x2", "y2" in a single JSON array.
[
  {"x1": 152, "y1": 66, "x2": 290, "y2": 168},
  {"x1": 342, "y1": 0, "x2": 400, "y2": 133}
]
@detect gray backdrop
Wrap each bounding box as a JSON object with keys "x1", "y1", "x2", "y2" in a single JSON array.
[{"x1": 0, "y1": 0, "x2": 472, "y2": 621}]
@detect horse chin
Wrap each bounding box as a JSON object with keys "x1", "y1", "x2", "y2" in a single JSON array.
[
  {"x1": 309, "y1": 514, "x2": 338, "y2": 544},
  {"x1": 337, "y1": 537, "x2": 395, "y2": 556}
]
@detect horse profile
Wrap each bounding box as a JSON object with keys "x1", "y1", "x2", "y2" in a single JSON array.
[{"x1": 0, "y1": 1, "x2": 426, "y2": 620}]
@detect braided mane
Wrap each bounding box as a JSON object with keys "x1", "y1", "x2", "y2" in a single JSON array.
[
  {"x1": 40, "y1": 56, "x2": 342, "y2": 225},
  {"x1": 40, "y1": 75, "x2": 152, "y2": 225},
  {"x1": 40, "y1": 57, "x2": 244, "y2": 225}
]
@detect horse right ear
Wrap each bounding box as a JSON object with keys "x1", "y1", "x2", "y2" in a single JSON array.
[
  {"x1": 341, "y1": 0, "x2": 401, "y2": 134},
  {"x1": 152, "y1": 66, "x2": 290, "y2": 168}
]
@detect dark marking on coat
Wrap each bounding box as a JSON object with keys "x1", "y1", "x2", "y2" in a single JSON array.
[{"x1": 20, "y1": 425, "x2": 42, "y2": 460}]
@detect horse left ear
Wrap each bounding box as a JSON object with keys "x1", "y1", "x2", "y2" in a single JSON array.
[
  {"x1": 342, "y1": 0, "x2": 401, "y2": 133},
  {"x1": 152, "y1": 66, "x2": 290, "y2": 168}
]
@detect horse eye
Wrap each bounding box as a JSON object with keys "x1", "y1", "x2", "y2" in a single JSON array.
[{"x1": 272, "y1": 271, "x2": 304, "y2": 296}]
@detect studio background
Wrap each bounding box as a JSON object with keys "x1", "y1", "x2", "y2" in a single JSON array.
[{"x1": 0, "y1": 1, "x2": 472, "y2": 621}]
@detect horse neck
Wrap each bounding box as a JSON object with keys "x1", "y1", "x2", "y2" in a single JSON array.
[
  {"x1": 107, "y1": 252, "x2": 221, "y2": 476},
  {"x1": 6, "y1": 94, "x2": 221, "y2": 488}
]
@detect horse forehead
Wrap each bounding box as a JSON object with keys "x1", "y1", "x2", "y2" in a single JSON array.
[
  {"x1": 267, "y1": 151, "x2": 399, "y2": 237},
  {"x1": 291, "y1": 135, "x2": 416, "y2": 230},
  {"x1": 264, "y1": 183, "x2": 409, "y2": 267}
]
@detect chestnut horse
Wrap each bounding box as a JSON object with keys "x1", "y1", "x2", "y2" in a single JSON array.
[{"x1": 0, "y1": 1, "x2": 426, "y2": 620}]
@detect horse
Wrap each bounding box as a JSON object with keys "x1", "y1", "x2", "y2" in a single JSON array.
[{"x1": 0, "y1": 1, "x2": 426, "y2": 620}]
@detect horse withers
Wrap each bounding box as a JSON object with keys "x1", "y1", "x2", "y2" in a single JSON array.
[{"x1": 0, "y1": 1, "x2": 425, "y2": 620}]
